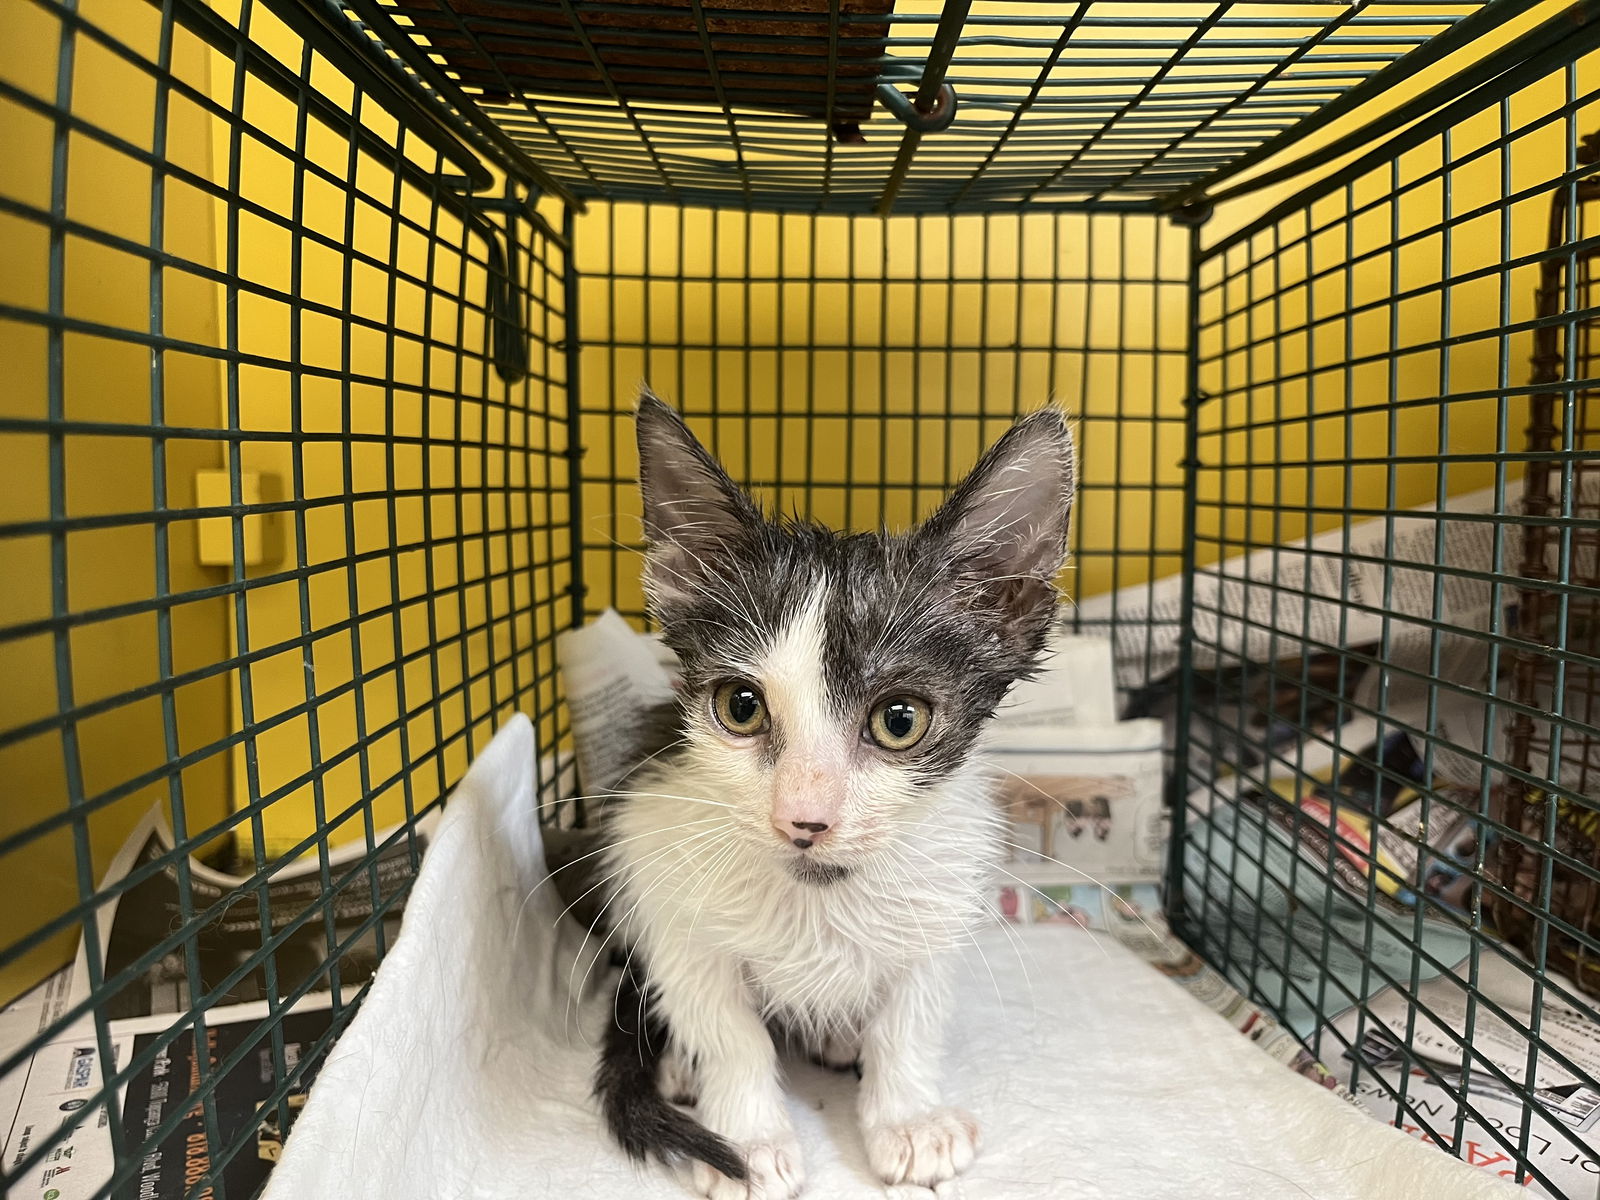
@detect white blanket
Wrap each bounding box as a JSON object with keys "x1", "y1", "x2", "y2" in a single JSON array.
[{"x1": 266, "y1": 716, "x2": 1516, "y2": 1199}]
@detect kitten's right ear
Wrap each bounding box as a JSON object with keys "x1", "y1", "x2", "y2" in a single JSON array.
[{"x1": 635, "y1": 387, "x2": 761, "y2": 609}]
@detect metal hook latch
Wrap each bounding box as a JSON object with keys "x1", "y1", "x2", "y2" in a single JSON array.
[
  {"x1": 875, "y1": 59, "x2": 958, "y2": 134},
  {"x1": 442, "y1": 177, "x2": 532, "y2": 385}
]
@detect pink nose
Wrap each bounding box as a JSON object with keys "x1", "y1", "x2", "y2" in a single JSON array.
[
  {"x1": 773, "y1": 819, "x2": 831, "y2": 850},
  {"x1": 771, "y1": 758, "x2": 843, "y2": 846}
]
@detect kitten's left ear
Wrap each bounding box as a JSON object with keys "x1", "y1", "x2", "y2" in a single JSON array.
[{"x1": 918, "y1": 407, "x2": 1074, "y2": 624}]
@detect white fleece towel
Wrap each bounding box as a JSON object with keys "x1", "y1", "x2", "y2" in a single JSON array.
[{"x1": 265, "y1": 715, "x2": 1517, "y2": 1200}]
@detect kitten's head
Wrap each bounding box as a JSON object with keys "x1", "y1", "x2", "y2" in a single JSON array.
[{"x1": 635, "y1": 388, "x2": 1073, "y2": 884}]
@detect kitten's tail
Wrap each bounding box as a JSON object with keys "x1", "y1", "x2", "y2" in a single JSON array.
[{"x1": 595, "y1": 960, "x2": 748, "y2": 1182}]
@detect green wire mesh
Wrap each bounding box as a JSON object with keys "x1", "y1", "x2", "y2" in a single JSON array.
[
  {"x1": 1, "y1": 0, "x2": 573, "y2": 1194},
  {"x1": 1173, "y1": 30, "x2": 1600, "y2": 1196},
  {"x1": 5, "y1": 0, "x2": 1600, "y2": 1197}
]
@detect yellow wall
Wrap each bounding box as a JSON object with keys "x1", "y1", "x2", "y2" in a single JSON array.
[
  {"x1": 567, "y1": 2, "x2": 1594, "y2": 606},
  {"x1": 1184, "y1": 1, "x2": 1593, "y2": 554},
  {"x1": 1194, "y1": 62, "x2": 1599, "y2": 555},
  {"x1": 569, "y1": 58, "x2": 1593, "y2": 610},
  {"x1": 573, "y1": 205, "x2": 1191, "y2": 612},
  {"x1": 1, "y1": 0, "x2": 233, "y2": 1001}
]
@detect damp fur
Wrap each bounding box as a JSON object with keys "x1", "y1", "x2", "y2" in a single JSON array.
[{"x1": 592, "y1": 388, "x2": 1074, "y2": 1198}]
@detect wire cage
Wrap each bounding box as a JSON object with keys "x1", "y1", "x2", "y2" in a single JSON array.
[
  {"x1": 2, "y1": 0, "x2": 1600, "y2": 1197},
  {"x1": 1176, "y1": 51, "x2": 1600, "y2": 1193}
]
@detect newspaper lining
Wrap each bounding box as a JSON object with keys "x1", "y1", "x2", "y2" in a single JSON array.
[
  {"x1": 2, "y1": 809, "x2": 435, "y2": 1200},
  {"x1": 555, "y1": 608, "x2": 678, "y2": 793},
  {"x1": 1324, "y1": 951, "x2": 1600, "y2": 1197},
  {"x1": 1076, "y1": 482, "x2": 1523, "y2": 692},
  {"x1": 1079, "y1": 478, "x2": 1600, "y2": 793}
]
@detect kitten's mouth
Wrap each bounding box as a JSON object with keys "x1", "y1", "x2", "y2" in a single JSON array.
[{"x1": 787, "y1": 857, "x2": 851, "y2": 887}]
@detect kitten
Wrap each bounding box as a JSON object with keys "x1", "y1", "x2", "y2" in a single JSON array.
[{"x1": 594, "y1": 389, "x2": 1074, "y2": 1199}]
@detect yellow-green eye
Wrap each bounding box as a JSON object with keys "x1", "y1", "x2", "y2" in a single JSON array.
[
  {"x1": 713, "y1": 679, "x2": 767, "y2": 736},
  {"x1": 869, "y1": 697, "x2": 932, "y2": 750}
]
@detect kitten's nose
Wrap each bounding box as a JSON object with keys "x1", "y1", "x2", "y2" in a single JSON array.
[
  {"x1": 771, "y1": 756, "x2": 844, "y2": 848},
  {"x1": 776, "y1": 819, "x2": 831, "y2": 849}
]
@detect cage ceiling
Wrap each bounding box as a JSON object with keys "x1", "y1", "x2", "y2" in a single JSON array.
[{"x1": 313, "y1": 0, "x2": 1545, "y2": 215}]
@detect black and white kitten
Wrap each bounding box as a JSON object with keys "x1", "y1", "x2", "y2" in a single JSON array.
[{"x1": 595, "y1": 390, "x2": 1074, "y2": 1199}]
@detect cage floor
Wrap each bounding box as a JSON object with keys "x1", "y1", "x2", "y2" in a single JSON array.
[{"x1": 262, "y1": 716, "x2": 1515, "y2": 1199}]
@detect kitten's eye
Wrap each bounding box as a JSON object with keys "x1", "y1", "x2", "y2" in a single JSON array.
[
  {"x1": 868, "y1": 697, "x2": 932, "y2": 751},
  {"x1": 713, "y1": 679, "x2": 768, "y2": 736}
]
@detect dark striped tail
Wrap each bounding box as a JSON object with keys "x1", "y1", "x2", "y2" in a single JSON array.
[{"x1": 594, "y1": 961, "x2": 747, "y2": 1182}]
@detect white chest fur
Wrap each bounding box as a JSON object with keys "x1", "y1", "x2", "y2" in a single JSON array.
[{"x1": 604, "y1": 764, "x2": 1002, "y2": 1038}]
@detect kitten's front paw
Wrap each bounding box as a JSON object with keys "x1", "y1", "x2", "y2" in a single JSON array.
[
  {"x1": 864, "y1": 1108, "x2": 979, "y2": 1187},
  {"x1": 689, "y1": 1138, "x2": 805, "y2": 1199}
]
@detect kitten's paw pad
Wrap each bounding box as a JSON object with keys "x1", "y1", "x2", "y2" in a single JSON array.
[
  {"x1": 865, "y1": 1108, "x2": 980, "y2": 1187},
  {"x1": 690, "y1": 1140, "x2": 805, "y2": 1199}
]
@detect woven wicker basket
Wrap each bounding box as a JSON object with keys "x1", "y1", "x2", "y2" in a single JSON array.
[
  {"x1": 1497, "y1": 130, "x2": 1600, "y2": 995},
  {"x1": 388, "y1": 0, "x2": 896, "y2": 125}
]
